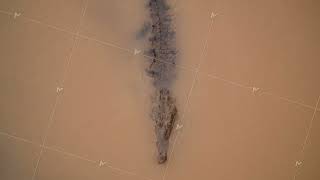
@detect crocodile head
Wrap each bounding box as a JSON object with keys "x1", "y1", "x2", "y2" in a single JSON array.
[
  {"x1": 157, "y1": 138, "x2": 169, "y2": 164},
  {"x1": 156, "y1": 125, "x2": 170, "y2": 164}
]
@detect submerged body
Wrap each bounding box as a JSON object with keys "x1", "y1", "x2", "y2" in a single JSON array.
[
  {"x1": 145, "y1": 0, "x2": 178, "y2": 164},
  {"x1": 152, "y1": 89, "x2": 177, "y2": 163}
]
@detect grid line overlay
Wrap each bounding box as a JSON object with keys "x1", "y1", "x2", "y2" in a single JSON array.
[
  {"x1": 0, "y1": 9, "x2": 316, "y2": 112},
  {"x1": 292, "y1": 96, "x2": 320, "y2": 180},
  {"x1": 0, "y1": 2, "x2": 319, "y2": 180},
  {"x1": 30, "y1": 0, "x2": 90, "y2": 179},
  {"x1": 161, "y1": 11, "x2": 216, "y2": 180}
]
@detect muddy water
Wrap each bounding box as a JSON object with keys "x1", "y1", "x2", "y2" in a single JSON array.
[
  {"x1": 167, "y1": 1, "x2": 320, "y2": 180},
  {"x1": 1, "y1": 0, "x2": 320, "y2": 180}
]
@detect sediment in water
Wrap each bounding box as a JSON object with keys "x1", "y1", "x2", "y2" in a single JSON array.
[{"x1": 143, "y1": 0, "x2": 178, "y2": 164}]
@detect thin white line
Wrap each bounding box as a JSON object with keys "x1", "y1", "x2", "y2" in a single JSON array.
[
  {"x1": 105, "y1": 163, "x2": 153, "y2": 180},
  {"x1": 0, "y1": 131, "x2": 38, "y2": 145},
  {"x1": 300, "y1": 95, "x2": 320, "y2": 154},
  {"x1": 44, "y1": 144, "x2": 152, "y2": 180},
  {"x1": 80, "y1": 0, "x2": 89, "y2": 19},
  {"x1": 74, "y1": 0, "x2": 89, "y2": 37},
  {"x1": 195, "y1": 11, "x2": 216, "y2": 70},
  {"x1": 196, "y1": 38, "x2": 209, "y2": 69},
  {"x1": 31, "y1": 149, "x2": 44, "y2": 179},
  {"x1": 21, "y1": 16, "x2": 75, "y2": 35},
  {"x1": 0, "y1": 128, "x2": 166, "y2": 180},
  {"x1": 78, "y1": 34, "x2": 133, "y2": 53},
  {"x1": 1, "y1": 6, "x2": 320, "y2": 180},
  {"x1": 1, "y1": 6, "x2": 178, "y2": 180},
  {"x1": 41, "y1": 142, "x2": 155, "y2": 180},
  {"x1": 162, "y1": 13, "x2": 216, "y2": 180},
  {"x1": 292, "y1": 95, "x2": 320, "y2": 180},
  {"x1": 106, "y1": 165, "x2": 137, "y2": 176},
  {"x1": 0, "y1": 10, "x2": 13, "y2": 16},
  {"x1": 205, "y1": 73, "x2": 316, "y2": 110},
  {"x1": 30, "y1": 74, "x2": 70, "y2": 180},
  {"x1": 42, "y1": 145, "x2": 154, "y2": 180},
  {"x1": 206, "y1": 73, "x2": 252, "y2": 89},
  {"x1": 60, "y1": 36, "x2": 80, "y2": 84},
  {"x1": 0, "y1": 7, "x2": 318, "y2": 111},
  {"x1": 0, "y1": 129, "x2": 152, "y2": 180},
  {"x1": 0, "y1": 131, "x2": 81, "y2": 166},
  {"x1": 111, "y1": 164, "x2": 145, "y2": 178},
  {"x1": 261, "y1": 91, "x2": 315, "y2": 110},
  {"x1": 31, "y1": 1, "x2": 90, "y2": 179},
  {"x1": 79, "y1": 34, "x2": 194, "y2": 72},
  {"x1": 0, "y1": 8, "x2": 134, "y2": 57},
  {"x1": 0, "y1": 9, "x2": 72, "y2": 36},
  {"x1": 0, "y1": 130, "x2": 96, "y2": 164},
  {"x1": 42, "y1": 143, "x2": 154, "y2": 179},
  {"x1": 69, "y1": 0, "x2": 89, "y2": 50},
  {"x1": 161, "y1": 67, "x2": 200, "y2": 180},
  {"x1": 31, "y1": 83, "x2": 60, "y2": 180},
  {"x1": 142, "y1": 52, "x2": 194, "y2": 72},
  {"x1": 1, "y1": 7, "x2": 193, "y2": 72},
  {"x1": 34, "y1": 21, "x2": 80, "y2": 152},
  {"x1": 41, "y1": 96, "x2": 62, "y2": 145},
  {"x1": 42, "y1": 145, "x2": 97, "y2": 164},
  {"x1": 43, "y1": 143, "x2": 154, "y2": 180},
  {"x1": 1, "y1": 8, "x2": 316, "y2": 113}
]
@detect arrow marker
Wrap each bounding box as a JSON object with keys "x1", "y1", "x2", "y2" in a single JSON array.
[
  {"x1": 210, "y1": 12, "x2": 218, "y2": 19},
  {"x1": 99, "y1": 160, "x2": 107, "y2": 167},
  {"x1": 134, "y1": 48, "x2": 141, "y2": 55},
  {"x1": 295, "y1": 161, "x2": 303, "y2": 167},
  {"x1": 252, "y1": 87, "x2": 260, "y2": 94},
  {"x1": 176, "y1": 124, "x2": 183, "y2": 130},
  {"x1": 56, "y1": 87, "x2": 63, "y2": 93},
  {"x1": 14, "y1": 12, "x2": 21, "y2": 19}
]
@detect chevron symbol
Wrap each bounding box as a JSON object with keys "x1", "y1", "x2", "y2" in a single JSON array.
[
  {"x1": 99, "y1": 160, "x2": 107, "y2": 167},
  {"x1": 14, "y1": 12, "x2": 21, "y2": 19},
  {"x1": 210, "y1": 12, "x2": 218, "y2": 19},
  {"x1": 56, "y1": 87, "x2": 64, "y2": 93},
  {"x1": 252, "y1": 87, "x2": 260, "y2": 94},
  {"x1": 176, "y1": 124, "x2": 183, "y2": 130},
  {"x1": 134, "y1": 48, "x2": 141, "y2": 55},
  {"x1": 295, "y1": 161, "x2": 303, "y2": 167}
]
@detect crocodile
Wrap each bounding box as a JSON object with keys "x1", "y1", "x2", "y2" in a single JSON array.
[{"x1": 144, "y1": 0, "x2": 178, "y2": 164}]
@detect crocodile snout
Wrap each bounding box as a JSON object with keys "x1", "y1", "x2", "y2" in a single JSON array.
[
  {"x1": 156, "y1": 138, "x2": 169, "y2": 164},
  {"x1": 158, "y1": 151, "x2": 167, "y2": 164}
]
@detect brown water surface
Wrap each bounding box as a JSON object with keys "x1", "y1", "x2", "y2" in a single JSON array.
[{"x1": 1, "y1": 0, "x2": 320, "y2": 180}]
